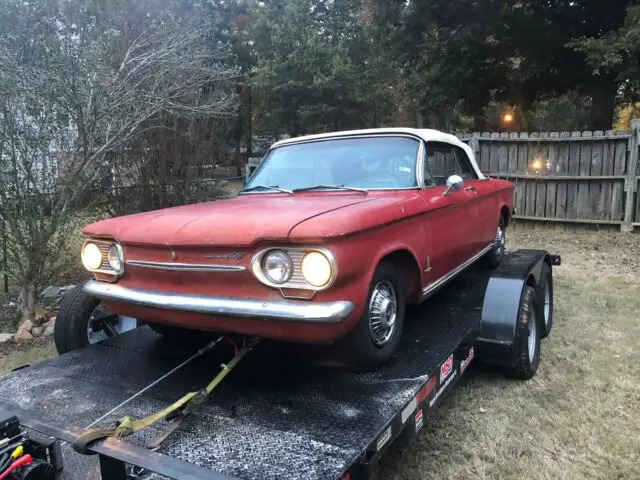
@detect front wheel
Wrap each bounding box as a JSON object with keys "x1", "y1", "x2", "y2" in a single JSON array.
[
  {"x1": 338, "y1": 263, "x2": 405, "y2": 369},
  {"x1": 54, "y1": 285, "x2": 138, "y2": 354}
]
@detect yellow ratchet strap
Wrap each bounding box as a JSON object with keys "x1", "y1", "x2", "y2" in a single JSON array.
[{"x1": 73, "y1": 340, "x2": 255, "y2": 455}]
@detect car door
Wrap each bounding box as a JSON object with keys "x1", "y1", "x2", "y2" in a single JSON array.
[
  {"x1": 418, "y1": 142, "x2": 480, "y2": 286},
  {"x1": 451, "y1": 145, "x2": 493, "y2": 252}
]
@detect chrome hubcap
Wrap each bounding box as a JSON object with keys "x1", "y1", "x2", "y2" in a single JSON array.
[
  {"x1": 494, "y1": 225, "x2": 505, "y2": 259},
  {"x1": 87, "y1": 305, "x2": 137, "y2": 344},
  {"x1": 368, "y1": 281, "x2": 397, "y2": 346},
  {"x1": 528, "y1": 307, "x2": 537, "y2": 361},
  {"x1": 543, "y1": 282, "x2": 550, "y2": 327}
]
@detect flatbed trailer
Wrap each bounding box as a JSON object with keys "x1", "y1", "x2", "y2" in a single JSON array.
[{"x1": 0, "y1": 250, "x2": 559, "y2": 480}]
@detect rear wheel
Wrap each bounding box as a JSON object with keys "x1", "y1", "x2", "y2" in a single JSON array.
[
  {"x1": 339, "y1": 263, "x2": 405, "y2": 369},
  {"x1": 482, "y1": 216, "x2": 506, "y2": 269}
]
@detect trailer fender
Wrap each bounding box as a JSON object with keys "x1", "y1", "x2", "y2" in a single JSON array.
[{"x1": 476, "y1": 250, "x2": 559, "y2": 367}]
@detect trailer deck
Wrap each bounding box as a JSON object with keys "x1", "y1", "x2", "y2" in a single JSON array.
[{"x1": 0, "y1": 253, "x2": 550, "y2": 480}]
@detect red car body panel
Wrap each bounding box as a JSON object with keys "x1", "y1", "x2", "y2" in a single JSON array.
[{"x1": 85, "y1": 182, "x2": 513, "y2": 343}]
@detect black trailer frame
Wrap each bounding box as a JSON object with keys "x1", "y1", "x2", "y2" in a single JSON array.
[{"x1": 0, "y1": 250, "x2": 559, "y2": 480}]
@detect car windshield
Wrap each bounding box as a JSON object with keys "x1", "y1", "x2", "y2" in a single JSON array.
[{"x1": 244, "y1": 136, "x2": 420, "y2": 191}]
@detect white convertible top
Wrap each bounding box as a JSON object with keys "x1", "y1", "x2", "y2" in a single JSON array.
[{"x1": 270, "y1": 128, "x2": 485, "y2": 179}]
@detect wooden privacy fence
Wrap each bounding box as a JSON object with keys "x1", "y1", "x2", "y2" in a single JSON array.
[{"x1": 459, "y1": 119, "x2": 640, "y2": 232}]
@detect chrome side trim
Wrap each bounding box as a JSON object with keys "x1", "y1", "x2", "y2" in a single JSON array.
[
  {"x1": 83, "y1": 281, "x2": 354, "y2": 323},
  {"x1": 126, "y1": 260, "x2": 245, "y2": 272},
  {"x1": 421, "y1": 243, "x2": 494, "y2": 297}
]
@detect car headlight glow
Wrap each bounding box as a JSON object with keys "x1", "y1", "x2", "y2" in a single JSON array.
[
  {"x1": 262, "y1": 250, "x2": 293, "y2": 284},
  {"x1": 301, "y1": 251, "x2": 332, "y2": 287},
  {"x1": 107, "y1": 244, "x2": 124, "y2": 274},
  {"x1": 81, "y1": 242, "x2": 103, "y2": 271}
]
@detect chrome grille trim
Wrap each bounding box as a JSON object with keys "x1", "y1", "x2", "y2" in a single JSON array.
[{"x1": 125, "y1": 260, "x2": 245, "y2": 272}]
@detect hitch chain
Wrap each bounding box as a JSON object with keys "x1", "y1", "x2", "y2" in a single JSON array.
[{"x1": 73, "y1": 336, "x2": 258, "y2": 455}]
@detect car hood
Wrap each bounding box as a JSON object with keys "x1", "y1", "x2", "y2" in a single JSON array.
[{"x1": 82, "y1": 194, "x2": 378, "y2": 247}]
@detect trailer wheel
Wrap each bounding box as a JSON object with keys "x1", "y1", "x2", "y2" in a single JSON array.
[
  {"x1": 482, "y1": 216, "x2": 506, "y2": 269},
  {"x1": 506, "y1": 285, "x2": 540, "y2": 380},
  {"x1": 54, "y1": 285, "x2": 138, "y2": 354},
  {"x1": 339, "y1": 262, "x2": 405, "y2": 369},
  {"x1": 537, "y1": 263, "x2": 553, "y2": 338}
]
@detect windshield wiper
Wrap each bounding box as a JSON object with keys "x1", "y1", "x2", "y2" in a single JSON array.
[
  {"x1": 292, "y1": 184, "x2": 368, "y2": 194},
  {"x1": 240, "y1": 185, "x2": 293, "y2": 194}
]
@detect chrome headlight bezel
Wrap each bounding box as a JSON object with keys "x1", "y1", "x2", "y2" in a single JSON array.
[
  {"x1": 82, "y1": 239, "x2": 125, "y2": 278},
  {"x1": 261, "y1": 250, "x2": 293, "y2": 284},
  {"x1": 250, "y1": 247, "x2": 337, "y2": 291}
]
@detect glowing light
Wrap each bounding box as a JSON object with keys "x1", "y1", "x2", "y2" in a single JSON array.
[
  {"x1": 503, "y1": 112, "x2": 514, "y2": 124},
  {"x1": 531, "y1": 159, "x2": 543, "y2": 172}
]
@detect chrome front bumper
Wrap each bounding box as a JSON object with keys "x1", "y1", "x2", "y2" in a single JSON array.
[{"x1": 83, "y1": 280, "x2": 354, "y2": 323}]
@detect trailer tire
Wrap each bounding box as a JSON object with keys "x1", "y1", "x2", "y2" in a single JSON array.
[
  {"x1": 537, "y1": 263, "x2": 553, "y2": 338},
  {"x1": 339, "y1": 262, "x2": 405, "y2": 370},
  {"x1": 506, "y1": 285, "x2": 540, "y2": 380},
  {"x1": 54, "y1": 285, "x2": 102, "y2": 354}
]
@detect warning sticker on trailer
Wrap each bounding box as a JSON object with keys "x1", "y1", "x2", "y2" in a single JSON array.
[
  {"x1": 440, "y1": 354, "x2": 454, "y2": 382},
  {"x1": 460, "y1": 346, "x2": 475, "y2": 374},
  {"x1": 414, "y1": 409, "x2": 424, "y2": 433},
  {"x1": 429, "y1": 369, "x2": 457, "y2": 408},
  {"x1": 376, "y1": 426, "x2": 392, "y2": 451},
  {"x1": 416, "y1": 376, "x2": 437, "y2": 404}
]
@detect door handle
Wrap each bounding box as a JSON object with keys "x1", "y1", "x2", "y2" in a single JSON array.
[{"x1": 464, "y1": 186, "x2": 477, "y2": 192}]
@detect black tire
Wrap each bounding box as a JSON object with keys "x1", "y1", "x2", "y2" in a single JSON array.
[
  {"x1": 506, "y1": 285, "x2": 541, "y2": 380},
  {"x1": 482, "y1": 215, "x2": 506, "y2": 269},
  {"x1": 536, "y1": 263, "x2": 553, "y2": 338},
  {"x1": 339, "y1": 263, "x2": 405, "y2": 369},
  {"x1": 54, "y1": 285, "x2": 101, "y2": 354}
]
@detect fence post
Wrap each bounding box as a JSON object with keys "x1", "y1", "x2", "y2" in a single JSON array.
[
  {"x1": 469, "y1": 132, "x2": 480, "y2": 166},
  {"x1": 622, "y1": 119, "x2": 640, "y2": 232}
]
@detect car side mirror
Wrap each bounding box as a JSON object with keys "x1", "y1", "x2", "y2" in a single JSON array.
[{"x1": 443, "y1": 175, "x2": 463, "y2": 196}]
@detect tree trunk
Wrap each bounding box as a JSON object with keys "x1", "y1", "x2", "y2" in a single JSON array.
[
  {"x1": 19, "y1": 282, "x2": 35, "y2": 324},
  {"x1": 590, "y1": 74, "x2": 617, "y2": 131}
]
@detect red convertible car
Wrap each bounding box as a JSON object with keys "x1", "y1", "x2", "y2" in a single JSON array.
[{"x1": 77, "y1": 128, "x2": 514, "y2": 367}]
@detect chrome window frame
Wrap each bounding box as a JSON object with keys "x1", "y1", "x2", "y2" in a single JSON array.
[{"x1": 241, "y1": 134, "x2": 424, "y2": 193}]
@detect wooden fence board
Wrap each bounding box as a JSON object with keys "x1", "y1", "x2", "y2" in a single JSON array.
[
  {"x1": 567, "y1": 135, "x2": 581, "y2": 219},
  {"x1": 545, "y1": 136, "x2": 558, "y2": 217},
  {"x1": 556, "y1": 133, "x2": 570, "y2": 218},
  {"x1": 589, "y1": 132, "x2": 604, "y2": 219},
  {"x1": 599, "y1": 140, "x2": 613, "y2": 220},
  {"x1": 611, "y1": 140, "x2": 626, "y2": 221},
  {"x1": 577, "y1": 132, "x2": 593, "y2": 219}
]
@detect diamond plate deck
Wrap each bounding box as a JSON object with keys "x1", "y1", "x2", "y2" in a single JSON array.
[{"x1": 0, "y1": 268, "x2": 490, "y2": 480}]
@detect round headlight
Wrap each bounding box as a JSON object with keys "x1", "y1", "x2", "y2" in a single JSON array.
[
  {"x1": 301, "y1": 251, "x2": 332, "y2": 287},
  {"x1": 107, "y1": 244, "x2": 124, "y2": 274},
  {"x1": 81, "y1": 243, "x2": 103, "y2": 271},
  {"x1": 262, "y1": 250, "x2": 293, "y2": 284}
]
